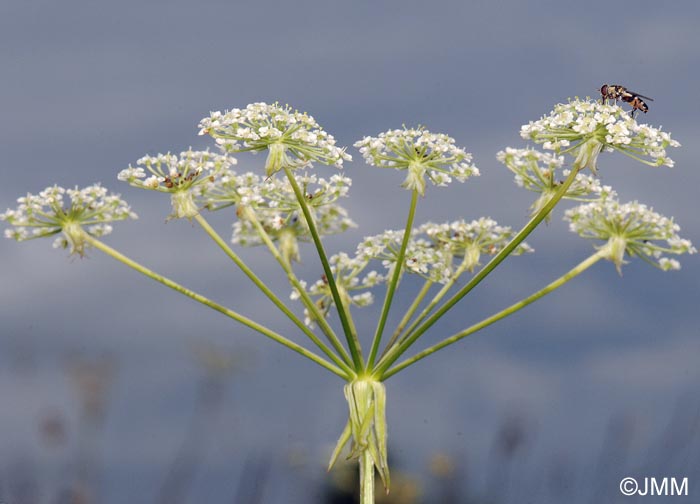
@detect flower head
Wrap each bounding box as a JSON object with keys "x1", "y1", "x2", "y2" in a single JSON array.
[
  {"x1": 497, "y1": 147, "x2": 616, "y2": 217},
  {"x1": 198, "y1": 102, "x2": 351, "y2": 176},
  {"x1": 197, "y1": 170, "x2": 351, "y2": 213},
  {"x1": 564, "y1": 199, "x2": 695, "y2": 273},
  {"x1": 212, "y1": 172, "x2": 355, "y2": 263},
  {"x1": 354, "y1": 126, "x2": 479, "y2": 196},
  {"x1": 419, "y1": 218, "x2": 534, "y2": 273},
  {"x1": 356, "y1": 229, "x2": 453, "y2": 283},
  {"x1": 520, "y1": 99, "x2": 679, "y2": 173},
  {"x1": 118, "y1": 149, "x2": 233, "y2": 219},
  {"x1": 356, "y1": 218, "x2": 533, "y2": 284},
  {"x1": 1, "y1": 184, "x2": 137, "y2": 256}
]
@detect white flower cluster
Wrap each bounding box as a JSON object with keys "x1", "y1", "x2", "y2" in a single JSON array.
[
  {"x1": 233, "y1": 204, "x2": 355, "y2": 251},
  {"x1": 564, "y1": 199, "x2": 696, "y2": 272},
  {"x1": 497, "y1": 147, "x2": 616, "y2": 216},
  {"x1": 198, "y1": 102, "x2": 351, "y2": 175},
  {"x1": 200, "y1": 171, "x2": 354, "y2": 260},
  {"x1": 520, "y1": 99, "x2": 680, "y2": 170},
  {"x1": 291, "y1": 252, "x2": 386, "y2": 326},
  {"x1": 118, "y1": 149, "x2": 233, "y2": 192},
  {"x1": 118, "y1": 149, "x2": 234, "y2": 220},
  {"x1": 354, "y1": 218, "x2": 534, "y2": 284},
  {"x1": 497, "y1": 147, "x2": 565, "y2": 187},
  {"x1": 1, "y1": 184, "x2": 137, "y2": 256},
  {"x1": 354, "y1": 126, "x2": 479, "y2": 195},
  {"x1": 418, "y1": 218, "x2": 534, "y2": 273},
  {"x1": 356, "y1": 230, "x2": 453, "y2": 284},
  {"x1": 198, "y1": 171, "x2": 351, "y2": 213}
]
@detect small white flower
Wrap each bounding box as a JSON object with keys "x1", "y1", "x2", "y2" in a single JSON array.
[
  {"x1": 199, "y1": 102, "x2": 351, "y2": 176},
  {"x1": 520, "y1": 99, "x2": 679, "y2": 173},
  {"x1": 203, "y1": 171, "x2": 355, "y2": 261},
  {"x1": 357, "y1": 230, "x2": 452, "y2": 283},
  {"x1": 119, "y1": 149, "x2": 234, "y2": 219},
  {"x1": 354, "y1": 126, "x2": 479, "y2": 196},
  {"x1": 293, "y1": 252, "x2": 385, "y2": 326},
  {"x1": 564, "y1": 199, "x2": 695, "y2": 273},
  {"x1": 119, "y1": 149, "x2": 234, "y2": 193},
  {"x1": 1, "y1": 184, "x2": 137, "y2": 256},
  {"x1": 419, "y1": 218, "x2": 534, "y2": 274},
  {"x1": 497, "y1": 147, "x2": 617, "y2": 217}
]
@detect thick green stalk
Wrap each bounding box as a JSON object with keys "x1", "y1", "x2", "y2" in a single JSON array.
[
  {"x1": 242, "y1": 208, "x2": 354, "y2": 370},
  {"x1": 83, "y1": 233, "x2": 349, "y2": 380},
  {"x1": 381, "y1": 250, "x2": 606, "y2": 379},
  {"x1": 194, "y1": 213, "x2": 355, "y2": 377},
  {"x1": 374, "y1": 165, "x2": 582, "y2": 374},
  {"x1": 283, "y1": 166, "x2": 364, "y2": 370},
  {"x1": 360, "y1": 450, "x2": 375, "y2": 504},
  {"x1": 367, "y1": 189, "x2": 419, "y2": 369}
]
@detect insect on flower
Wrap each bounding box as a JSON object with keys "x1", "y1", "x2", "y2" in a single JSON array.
[{"x1": 600, "y1": 84, "x2": 654, "y2": 117}]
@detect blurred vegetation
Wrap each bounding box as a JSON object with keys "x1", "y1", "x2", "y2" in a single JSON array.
[{"x1": 1, "y1": 345, "x2": 698, "y2": 504}]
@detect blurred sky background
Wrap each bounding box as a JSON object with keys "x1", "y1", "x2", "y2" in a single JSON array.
[{"x1": 1, "y1": 0, "x2": 699, "y2": 502}]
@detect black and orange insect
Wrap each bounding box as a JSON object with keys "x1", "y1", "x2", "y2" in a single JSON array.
[{"x1": 600, "y1": 84, "x2": 654, "y2": 117}]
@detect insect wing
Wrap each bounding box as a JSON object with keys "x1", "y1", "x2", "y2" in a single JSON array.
[{"x1": 626, "y1": 90, "x2": 654, "y2": 101}]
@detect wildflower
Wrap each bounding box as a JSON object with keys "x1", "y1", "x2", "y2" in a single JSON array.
[
  {"x1": 354, "y1": 126, "x2": 479, "y2": 196},
  {"x1": 195, "y1": 171, "x2": 267, "y2": 211},
  {"x1": 291, "y1": 252, "x2": 385, "y2": 326},
  {"x1": 497, "y1": 147, "x2": 616, "y2": 217},
  {"x1": 198, "y1": 171, "x2": 351, "y2": 213},
  {"x1": 418, "y1": 218, "x2": 534, "y2": 274},
  {"x1": 235, "y1": 206, "x2": 354, "y2": 263},
  {"x1": 217, "y1": 172, "x2": 355, "y2": 263},
  {"x1": 564, "y1": 199, "x2": 695, "y2": 273},
  {"x1": 520, "y1": 99, "x2": 680, "y2": 174},
  {"x1": 356, "y1": 230, "x2": 453, "y2": 283},
  {"x1": 1, "y1": 184, "x2": 137, "y2": 256},
  {"x1": 198, "y1": 102, "x2": 351, "y2": 176},
  {"x1": 118, "y1": 149, "x2": 233, "y2": 219}
]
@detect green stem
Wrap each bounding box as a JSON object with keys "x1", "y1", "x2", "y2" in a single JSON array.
[
  {"x1": 391, "y1": 256, "x2": 472, "y2": 353},
  {"x1": 242, "y1": 208, "x2": 355, "y2": 371},
  {"x1": 360, "y1": 450, "x2": 375, "y2": 504},
  {"x1": 374, "y1": 165, "x2": 582, "y2": 375},
  {"x1": 379, "y1": 279, "x2": 433, "y2": 361},
  {"x1": 367, "y1": 189, "x2": 419, "y2": 369},
  {"x1": 83, "y1": 233, "x2": 350, "y2": 380},
  {"x1": 283, "y1": 166, "x2": 364, "y2": 370},
  {"x1": 194, "y1": 213, "x2": 355, "y2": 378},
  {"x1": 381, "y1": 250, "x2": 606, "y2": 379}
]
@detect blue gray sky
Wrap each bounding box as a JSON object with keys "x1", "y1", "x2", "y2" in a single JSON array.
[{"x1": 1, "y1": 0, "x2": 699, "y2": 502}]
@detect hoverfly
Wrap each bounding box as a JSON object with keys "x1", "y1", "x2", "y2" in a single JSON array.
[{"x1": 600, "y1": 84, "x2": 654, "y2": 117}]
